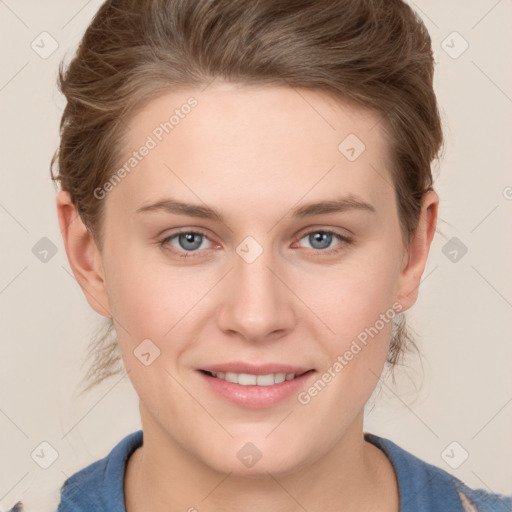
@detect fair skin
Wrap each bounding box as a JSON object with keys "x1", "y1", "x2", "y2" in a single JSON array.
[{"x1": 57, "y1": 82, "x2": 438, "y2": 512}]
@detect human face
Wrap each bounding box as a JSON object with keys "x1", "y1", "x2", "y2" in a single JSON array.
[{"x1": 92, "y1": 82, "x2": 416, "y2": 476}]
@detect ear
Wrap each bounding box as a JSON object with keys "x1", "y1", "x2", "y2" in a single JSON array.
[
  {"x1": 395, "y1": 190, "x2": 439, "y2": 312},
  {"x1": 56, "y1": 190, "x2": 112, "y2": 318}
]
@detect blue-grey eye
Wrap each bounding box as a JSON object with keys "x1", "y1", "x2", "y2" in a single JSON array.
[
  {"x1": 307, "y1": 231, "x2": 334, "y2": 250},
  {"x1": 177, "y1": 232, "x2": 204, "y2": 251}
]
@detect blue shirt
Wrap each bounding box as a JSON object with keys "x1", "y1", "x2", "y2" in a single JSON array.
[{"x1": 10, "y1": 430, "x2": 511, "y2": 511}]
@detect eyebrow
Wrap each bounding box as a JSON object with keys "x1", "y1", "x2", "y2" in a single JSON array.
[{"x1": 135, "y1": 195, "x2": 376, "y2": 222}]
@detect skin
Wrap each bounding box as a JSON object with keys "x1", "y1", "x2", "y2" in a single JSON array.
[{"x1": 57, "y1": 82, "x2": 438, "y2": 511}]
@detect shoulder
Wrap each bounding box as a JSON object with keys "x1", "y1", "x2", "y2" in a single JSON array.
[
  {"x1": 3, "y1": 432, "x2": 143, "y2": 512},
  {"x1": 365, "y1": 433, "x2": 512, "y2": 512},
  {"x1": 56, "y1": 430, "x2": 143, "y2": 512}
]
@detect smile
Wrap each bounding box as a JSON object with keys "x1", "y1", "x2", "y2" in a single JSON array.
[
  {"x1": 203, "y1": 371, "x2": 303, "y2": 386},
  {"x1": 197, "y1": 366, "x2": 316, "y2": 408}
]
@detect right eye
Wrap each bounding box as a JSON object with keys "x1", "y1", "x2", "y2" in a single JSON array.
[{"x1": 159, "y1": 230, "x2": 216, "y2": 258}]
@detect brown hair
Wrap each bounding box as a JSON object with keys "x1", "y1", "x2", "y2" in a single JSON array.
[{"x1": 51, "y1": 0, "x2": 444, "y2": 391}]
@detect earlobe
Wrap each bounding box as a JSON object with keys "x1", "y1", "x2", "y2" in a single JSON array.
[
  {"x1": 56, "y1": 190, "x2": 112, "y2": 318},
  {"x1": 395, "y1": 190, "x2": 439, "y2": 312}
]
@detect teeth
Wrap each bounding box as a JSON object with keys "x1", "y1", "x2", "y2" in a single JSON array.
[
  {"x1": 257, "y1": 374, "x2": 275, "y2": 386},
  {"x1": 225, "y1": 372, "x2": 238, "y2": 383},
  {"x1": 209, "y1": 371, "x2": 297, "y2": 386},
  {"x1": 238, "y1": 373, "x2": 257, "y2": 385}
]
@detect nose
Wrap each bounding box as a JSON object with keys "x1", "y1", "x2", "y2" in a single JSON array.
[{"x1": 216, "y1": 242, "x2": 297, "y2": 343}]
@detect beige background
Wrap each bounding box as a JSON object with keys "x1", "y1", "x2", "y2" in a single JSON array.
[{"x1": 1, "y1": 1, "x2": 511, "y2": 509}]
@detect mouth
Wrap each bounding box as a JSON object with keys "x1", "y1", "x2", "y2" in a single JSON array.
[
  {"x1": 199, "y1": 369, "x2": 312, "y2": 386},
  {"x1": 196, "y1": 364, "x2": 316, "y2": 408}
]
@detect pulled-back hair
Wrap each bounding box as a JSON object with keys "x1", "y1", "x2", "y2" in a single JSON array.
[{"x1": 51, "y1": 0, "x2": 444, "y2": 390}]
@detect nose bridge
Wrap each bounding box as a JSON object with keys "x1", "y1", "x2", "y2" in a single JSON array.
[{"x1": 217, "y1": 236, "x2": 295, "y2": 341}]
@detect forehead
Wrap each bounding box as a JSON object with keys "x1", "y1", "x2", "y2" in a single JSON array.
[{"x1": 108, "y1": 83, "x2": 394, "y2": 220}]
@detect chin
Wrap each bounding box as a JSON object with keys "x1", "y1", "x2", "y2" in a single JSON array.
[{"x1": 197, "y1": 436, "x2": 313, "y2": 478}]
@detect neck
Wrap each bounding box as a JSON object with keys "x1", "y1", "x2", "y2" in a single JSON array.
[{"x1": 124, "y1": 411, "x2": 399, "y2": 512}]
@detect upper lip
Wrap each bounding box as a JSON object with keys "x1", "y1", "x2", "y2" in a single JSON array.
[{"x1": 199, "y1": 362, "x2": 313, "y2": 376}]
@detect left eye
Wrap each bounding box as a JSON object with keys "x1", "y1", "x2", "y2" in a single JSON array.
[{"x1": 296, "y1": 230, "x2": 351, "y2": 252}]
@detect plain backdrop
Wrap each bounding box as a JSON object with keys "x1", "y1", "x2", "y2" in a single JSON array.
[{"x1": 1, "y1": 0, "x2": 511, "y2": 509}]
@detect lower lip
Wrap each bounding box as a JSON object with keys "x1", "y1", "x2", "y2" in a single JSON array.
[{"x1": 197, "y1": 370, "x2": 316, "y2": 409}]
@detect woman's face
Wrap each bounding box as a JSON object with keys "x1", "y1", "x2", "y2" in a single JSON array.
[{"x1": 75, "y1": 83, "x2": 434, "y2": 475}]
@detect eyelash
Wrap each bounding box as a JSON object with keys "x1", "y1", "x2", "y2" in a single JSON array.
[{"x1": 158, "y1": 229, "x2": 353, "y2": 259}]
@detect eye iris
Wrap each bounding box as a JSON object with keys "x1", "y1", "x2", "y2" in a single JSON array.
[
  {"x1": 309, "y1": 232, "x2": 332, "y2": 250},
  {"x1": 178, "y1": 232, "x2": 203, "y2": 251}
]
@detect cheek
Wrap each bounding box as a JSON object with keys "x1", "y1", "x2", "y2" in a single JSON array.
[
  {"x1": 295, "y1": 263, "x2": 399, "y2": 420},
  {"x1": 295, "y1": 239, "x2": 402, "y2": 404},
  {"x1": 304, "y1": 249, "x2": 401, "y2": 341},
  {"x1": 103, "y1": 242, "x2": 214, "y2": 337},
  {"x1": 103, "y1": 249, "x2": 213, "y2": 411}
]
